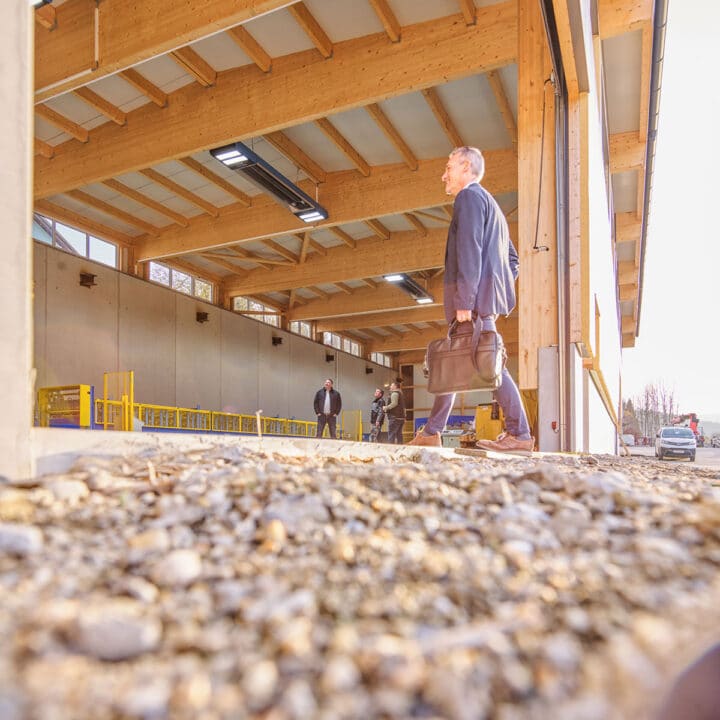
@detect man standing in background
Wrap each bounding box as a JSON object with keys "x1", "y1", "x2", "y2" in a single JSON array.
[{"x1": 313, "y1": 378, "x2": 342, "y2": 439}]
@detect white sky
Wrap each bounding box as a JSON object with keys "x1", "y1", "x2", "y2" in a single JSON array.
[{"x1": 621, "y1": 0, "x2": 720, "y2": 419}]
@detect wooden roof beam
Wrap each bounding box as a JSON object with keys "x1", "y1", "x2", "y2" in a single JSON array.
[
  {"x1": 139, "y1": 168, "x2": 220, "y2": 217},
  {"x1": 119, "y1": 69, "x2": 168, "y2": 108},
  {"x1": 65, "y1": 189, "x2": 161, "y2": 236},
  {"x1": 102, "y1": 178, "x2": 188, "y2": 227},
  {"x1": 74, "y1": 87, "x2": 127, "y2": 126},
  {"x1": 404, "y1": 213, "x2": 427, "y2": 235},
  {"x1": 421, "y1": 87, "x2": 465, "y2": 148},
  {"x1": 177, "y1": 157, "x2": 252, "y2": 206},
  {"x1": 224, "y1": 227, "x2": 446, "y2": 295},
  {"x1": 35, "y1": 0, "x2": 297, "y2": 101},
  {"x1": 35, "y1": 104, "x2": 88, "y2": 143},
  {"x1": 316, "y1": 305, "x2": 445, "y2": 332},
  {"x1": 368, "y1": 0, "x2": 401, "y2": 42},
  {"x1": 287, "y1": 2, "x2": 333, "y2": 59},
  {"x1": 264, "y1": 131, "x2": 327, "y2": 184},
  {"x1": 615, "y1": 212, "x2": 641, "y2": 243},
  {"x1": 170, "y1": 47, "x2": 217, "y2": 87},
  {"x1": 315, "y1": 118, "x2": 371, "y2": 177},
  {"x1": 227, "y1": 25, "x2": 272, "y2": 72},
  {"x1": 35, "y1": 139, "x2": 54, "y2": 159},
  {"x1": 136, "y1": 152, "x2": 517, "y2": 261},
  {"x1": 36, "y1": 3, "x2": 517, "y2": 197},
  {"x1": 329, "y1": 226, "x2": 356, "y2": 249},
  {"x1": 365, "y1": 219, "x2": 390, "y2": 240},
  {"x1": 262, "y1": 239, "x2": 299, "y2": 263},
  {"x1": 366, "y1": 103, "x2": 418, "y2": 171},
  {"x1": 609, "y1": 131, "x2": 644, "y2": 172},
  {"x1": 458, "y1": 0, "x2": 476, "y2": 25},
  {"x1": 486, "y1": 70, "x2": 517, "y2": 146},
  {"x1": 598, "y1": 0, "x2": 653, "y2": 38},
  {"x1": 35, "y1": 3, "x2": 57, "y2": 30}
]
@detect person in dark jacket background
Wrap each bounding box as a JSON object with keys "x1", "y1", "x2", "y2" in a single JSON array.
[
  {"x1": 313, "y1": 378, "x2": 342, "y2": 439},
  {"x1": 384, "y1": 380, "x2": 406, "y2": 445},
  {"x1": 369, "y1": 388, "x2": 386, "y2": 442},
  {"x1": 408, "y1": 146, "x2": 533, "y2": 453}
]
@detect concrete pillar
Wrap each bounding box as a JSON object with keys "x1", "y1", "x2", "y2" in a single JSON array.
[{"x1": 0, "y1": 4, "x2": 34, "y2": 479}]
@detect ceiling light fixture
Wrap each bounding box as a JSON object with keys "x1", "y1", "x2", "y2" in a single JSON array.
[
  {"x1": 383, "y1": 273, "x2": 434, "y2": 305},
  {"x1": 210, "y1": 142, "x2": 328, "y2": 224}
]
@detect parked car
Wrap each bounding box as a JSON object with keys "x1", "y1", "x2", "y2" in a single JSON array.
[{"x1": 655, "y1": 426, "x2": 696, "y2": 461}]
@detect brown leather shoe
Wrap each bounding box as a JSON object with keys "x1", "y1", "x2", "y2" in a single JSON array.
[
  {"x1": 475, "y1": 432, "x2": 534, "y2": 453},
  {"x1": 407, "y1": 430, "x2": 442, "y2": 447}
]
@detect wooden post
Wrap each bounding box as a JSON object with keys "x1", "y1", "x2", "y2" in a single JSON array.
[
  {"x1": 0, "y1": 4, "x2": 34, "y2": 479},
  {"x1": 517, "y1": 0, "x2": 558, "y2": 389}
]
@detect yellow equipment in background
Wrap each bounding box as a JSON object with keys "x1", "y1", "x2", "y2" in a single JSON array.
[
  {"x1": 36, "y1": 385, "x2": 93, "y2": 428},
  {"x1": 475, "y1": 401, "x2": 504, "y2": 441}
]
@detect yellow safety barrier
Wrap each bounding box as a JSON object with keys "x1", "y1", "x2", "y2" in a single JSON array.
[{"x1": 102, "y1": 371, "x2": 134, "y2": 431}]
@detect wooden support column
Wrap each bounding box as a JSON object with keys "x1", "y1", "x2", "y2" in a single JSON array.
[
  {"x1": 1, "y1": 4, "x2": 33, "y2": 479},
  {"x1": 517, "y1": 0, "x2": 558, "y2": 389}
]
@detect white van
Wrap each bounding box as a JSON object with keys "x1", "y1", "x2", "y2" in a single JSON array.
[{"x1": 655, "y1": 427, "x2": 696, "y2": 461}]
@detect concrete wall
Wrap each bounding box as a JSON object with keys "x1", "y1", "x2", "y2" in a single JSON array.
[{"x1": 33, "y1": 243, "x2": 395, "y2": 425}]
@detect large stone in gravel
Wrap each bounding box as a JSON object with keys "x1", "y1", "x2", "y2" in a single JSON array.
[
  {"x1": 71, "y1": 600, "x2": 162, "y2": 661},
  {"x1": 149, "y1": 549, "x2": 202, "y2": 587},
  {"x1": 0, "y1": 522, "x2": 43, "y2": 555}
]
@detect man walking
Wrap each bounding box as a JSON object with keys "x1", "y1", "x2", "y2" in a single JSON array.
[
  {"x1": 384, "y1": 381, "x2": 406, "y2": 444},
  {"x1": 408, "y1": 146, "x2": 534, "y2": 453},
  {"x1": 313, "y1": 378, "x2": 342, "y2": 439},
  {"x1": 369, "y1": 388, "x2": 386, "y2": 442}
]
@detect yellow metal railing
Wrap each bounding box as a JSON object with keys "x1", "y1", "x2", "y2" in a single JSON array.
[{"x1": 102, "y1": 371, "x2": 134, "y2": 431}]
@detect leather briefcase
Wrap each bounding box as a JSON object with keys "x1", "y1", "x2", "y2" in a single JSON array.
[{"x1": 423, "y1": 321, "x2": 506, "y2": 395}]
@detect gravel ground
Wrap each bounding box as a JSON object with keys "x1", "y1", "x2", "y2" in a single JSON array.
[{"x1": 1, "y1": 440, "x2": 720, "y2": 720}]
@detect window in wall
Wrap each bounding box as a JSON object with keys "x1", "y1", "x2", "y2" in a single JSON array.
[
  {"x1": 289, "y1": 320, "x2": 313, "y2": 339},
  {"x1": 371, "y1": 351, "x2": 393, "y2": 368},
  {"x1": 233, "y1": 297, "x2": 280, "y2": 327},
  {"x1": 148, "y1": 260, "x2": 214, "y2": 302},
  {"x1": 33, "y1": 213, "x2": 119, "y2": 269},
  {"x1": 88, "y1": 236, "x2": 117, "y2": 267},
  {"x1": 342, "y1": 337, "x2": 361, "y2": 357},
  {"x1": 323, "y1": 332, "x2": 342, "y2": 350}
]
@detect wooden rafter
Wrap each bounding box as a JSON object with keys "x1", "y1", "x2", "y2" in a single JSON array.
[
  {"x1": 140, "y1": 168, "x2": 220, "y2": 217},
  {"x1": 458, "y1": 0, "x2": 476, "y2": 25},
  {"x1": 307, "y1": 286, "x2": 330, "y2": 299},
  {"x1": 598, "y1": 0, "x2": 653, "y2": 38},
  {"x1": 74, "y1": 87, "x2": 127, "y2": 126},
  {"x1": 177, "y1": 157, "x2": 252, "y2": 206},
  {"x1": 421, "y1": 87, "x2": 465, "y2": 148},
  {"x1": 136, "y1": 153, "x2": 517, "y2": 261},
  {"x1": 102, "y1": 178, "x2": 189, "y2": 227},
  {"x1": 404, "y1": 213, "x2": 427, "y2": 235},
  {"x1": 615, "y1": 212, "x2": 641, "y2": 244},
  {"x1": 227, "y1": 25, "x2": 272, "y2": 72},
  {"x1": 119, "y1": 69, "x2": 168, "y2": 108},
  {"x1": 223, "y1": 227, "x2": 446, "y2": 295},
  {"x1": 367, "y1": 0, "x2": 401, "y2": 42},
  {"x1": 199, "y1": 252, "x2": 247, "y2": 273},
  {"x1": 413, "y1": 208, "x2": 450, "y2": 225},
  {"x1": 35, "y1": 199, "x2": 136, "y2": 247},
  {"x1": 365, "y1": 103, "x2": 418, "y2": 171},
  {"x1": 35, "y1": 0, "x2": 296, "y2": 100},
  {"x1": 35, "y1": 105, "x2": 88, "y2": 143},
  {"x1": 35, "y1": 4, "x2": 57, "y2": 30},
  {"x1": 35, "y1": 139, "x2": 54, "y2": 159},
  {"x1": 263, "y1": 238, "x2": 299, "y2": 263},
  {"x1": 299, "y1": 232, "x2": 311, "y2": 264},
  {"x1": 170, "y1": 46, "x2": 217, "y2": 87},
  {"x1": 315, "y1": 118, "x2": 371, "y2": 177},
  {"x1": 328, "y1": 226, "x2": 356, "y2": 249},
  {"x1": 66, "y1": 189, "x2": 161, "y2": 236},
  {"x1": 365, "y1": 219, "x2": 390, "y2": 240},
  {"x1": 334, "y1": 282, "x2": 355, "y2": 295},
  {"x1": 609, "y1": 131, "x2": 645, "y2": 172},
  {"x1": 316, "y1": 305, "x2": 445, "y2": 332},
  {"x1": 36, "y1": 4, "x2": 518, "y2": 197},
  {"x1": 287, "y1": 2, "x2": 333, "y2": 58},
  {"x1": 264, "y1": 131, "x2": 327, "y2": 184},
  {"x1": 486, "y1": 70, "x2": 517, "y2": 146}
]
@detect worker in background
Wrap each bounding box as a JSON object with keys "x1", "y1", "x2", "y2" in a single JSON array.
[
  {"x1": 384, "y1": 380, "x2": 406, "y2": 445},
  {"x1": 369, "y1": 388, "x2": 386, "y2": 442},
  {"x1": 407, "y1": 146, "x2": 533, "y2": 452},
  {"x1": 313, "y1": 378, "x2": 342, "y2": 439}
]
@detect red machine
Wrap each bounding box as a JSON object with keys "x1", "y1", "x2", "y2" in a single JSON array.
[{"x1": 671, "y1": 413, "x2": 703, "y2": 446}]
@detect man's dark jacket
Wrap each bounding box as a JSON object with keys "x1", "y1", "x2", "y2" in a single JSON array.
[
  {"x1": 313, "y1": 388, "x2": 342, "y2": 416},
  {"x1": 444, "y1": 183, "x2": 519, "y2": 323}
]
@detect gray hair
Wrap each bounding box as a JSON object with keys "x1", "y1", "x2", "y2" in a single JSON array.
[{"x1": 450, "y1": 146, "x2": 485, "y2": 181}]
